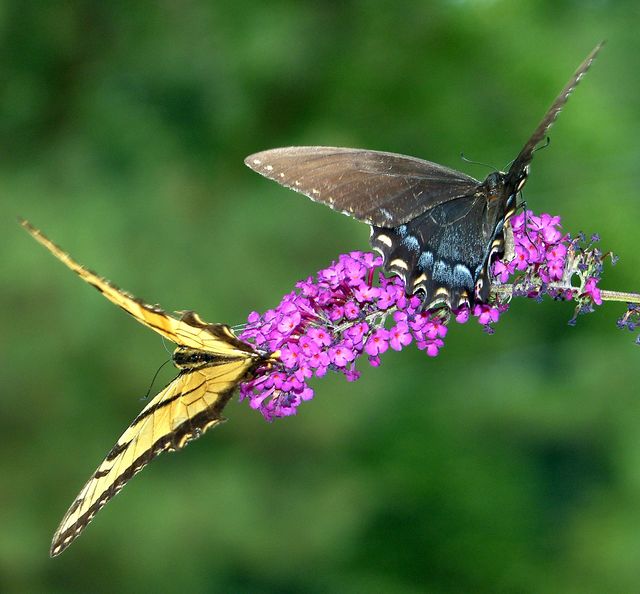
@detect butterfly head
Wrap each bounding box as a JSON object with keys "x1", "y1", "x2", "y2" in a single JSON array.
[
  {"x1": 480, "y1": 171, "x2": 508, "y2": 200},
  {"x1": 481, "y1": 163, "x2": 529, "y2": 203}
]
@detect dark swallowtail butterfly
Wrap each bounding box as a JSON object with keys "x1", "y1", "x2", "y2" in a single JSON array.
[{"x1": 245, "y1": 43, "x2": 603, "y2": 310}]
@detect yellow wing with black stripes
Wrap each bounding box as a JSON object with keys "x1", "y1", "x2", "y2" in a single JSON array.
[
  {"x1": 21, "y1": 219, "x2": 252, "y2": 355},
  {"x1": 49, "y1": 360, "x2": 255, "y2": 556},
  {"x1": 21, "y1": 220, "x2": 267, "y2": 556}
]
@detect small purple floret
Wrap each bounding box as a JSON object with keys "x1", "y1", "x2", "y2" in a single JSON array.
[{"x1": 582, "y1": 277, "x2": 603, "y2": 305}]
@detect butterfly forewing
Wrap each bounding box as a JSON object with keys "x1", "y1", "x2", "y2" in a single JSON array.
[
  {"x1": 49, "y1": 361, "x2": 253, "y2": 556},
  {"x1": 505, "y1": 41, "x2": 604, "y2": 190},
  {"x1": 21, "y1": 220, "x2": 253, "y2": 356},
  {"x1": 245, "y1": 147, "x2": 480, "y2": 227}
]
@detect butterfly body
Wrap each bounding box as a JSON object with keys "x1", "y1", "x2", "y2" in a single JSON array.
[
  {"x1": 245, "y1": 43, "x2": 602, "y2": 309},
  {"x1": 173, "y1": 346, "x2": 233, "y2": 369},
  {"x1": 172, "y1": 343, "x2": 259, "y2": 371}
]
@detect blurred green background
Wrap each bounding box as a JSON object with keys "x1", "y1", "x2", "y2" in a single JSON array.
[{"x1": 3, "y1": 1, "x2": 640, "y2": 592}]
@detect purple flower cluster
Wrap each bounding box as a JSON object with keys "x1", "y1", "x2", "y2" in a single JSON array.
[
  {"x1": 492, "y1": 211, "x2": 603, "y2": 306},
  {"x1": 238, "y1": 251, "x2": 452, "y2": 420},
  {"x1": 493, "y1": 212, "x2": 568, "y2": 286},
  {"x1": 239, "y1": 211, "x2": 604, "y2": 421}
]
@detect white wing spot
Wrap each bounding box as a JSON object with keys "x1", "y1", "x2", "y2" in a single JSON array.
[
  {"x1": 375, "y1": 234, "x2": 392, "y2": 247},
  {"x1": 279, "y1": 172, "x2": 285, "y2": 178},
  {"x1": 265, "y1": 165, "x2": 273, "y2": 171},
  {"x1": 311, "y1": 188, "x2": 320, "y2": 195},
  {"x1": 390, "y1": 258, "x2": 409, "y2": 270},
  {"x1": 413, "y1": 273, "x2": 427, "y2": 286},
  {"x1": 252, "y1": 159, "x2": 262, "y2": 165}
]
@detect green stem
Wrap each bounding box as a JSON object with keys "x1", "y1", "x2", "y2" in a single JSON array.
[
  {"x1": 492, "y1": 281, "x2": 640, "y2": 306},
  {"x1": 599, "y1": 289, "x2": 640, "y2": 304}
]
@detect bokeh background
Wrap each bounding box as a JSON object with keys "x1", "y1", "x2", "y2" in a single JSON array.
[{"x1": 3, "y1": 2, "x2": 640, "y2": 592}]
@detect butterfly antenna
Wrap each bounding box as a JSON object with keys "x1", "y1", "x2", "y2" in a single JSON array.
[
  {"x1": 160, "y1": 336, "x2": 173, "y2": 357},
  {"x1": 460, "y1": 153, "x2": 497, "y2": 171},
  {"x1": 141, "y1": 359, "x2": 173, "y2": 400}
]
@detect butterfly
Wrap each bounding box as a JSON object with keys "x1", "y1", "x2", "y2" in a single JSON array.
[
  {"x1": 21, "y1": 220, "x2": 275, "y2": 556},
  {"x1": 244, "y1": 43, "x2": 603, "y2": 310}
]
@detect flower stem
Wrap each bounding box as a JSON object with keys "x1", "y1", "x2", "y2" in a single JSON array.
[
  {"x1": 492, "y1": 282, "x2": 640, "y2": 305},
  {"x1": 599, "y1": 289, "x2": 640, "y2": 304}
]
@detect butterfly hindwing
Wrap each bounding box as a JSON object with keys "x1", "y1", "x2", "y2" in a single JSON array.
[{"x1": 372, "y1": 191, "x2": 511, "y2": 308}]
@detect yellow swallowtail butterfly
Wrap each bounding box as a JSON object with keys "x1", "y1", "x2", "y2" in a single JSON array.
[{"x1": 21, "y1": 220, "x2": 274, "y2": 557}]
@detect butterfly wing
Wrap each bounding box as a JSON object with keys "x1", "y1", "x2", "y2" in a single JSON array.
[
  {"x1": 505, "y1": 42, "x2": 603, "y2": 190},
  {"x1": 245, "y1": 147, "x2": 480, "y2": 227},
  {"x1": 50, "y1": 359, "x2": 255, "y2": 556},
  {"x1": 372, "y1": 192, "x2": 507, "y2": 308},
  {"x1": 21, "y1": 219, "x2": 252, "y2": 355}
]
